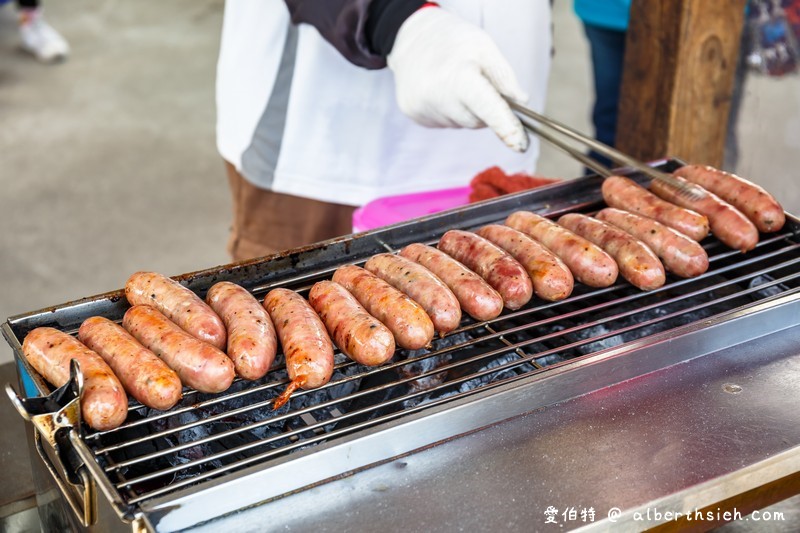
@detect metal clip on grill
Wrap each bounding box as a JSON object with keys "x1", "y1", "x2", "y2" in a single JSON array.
[{"x1": 506, "y1": 98, "x2": 707, "y2": 200}]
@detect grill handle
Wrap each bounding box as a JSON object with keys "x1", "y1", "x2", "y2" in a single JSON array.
[{"x1": 5, "y1": 360, "x2": 98, "y2": 527}]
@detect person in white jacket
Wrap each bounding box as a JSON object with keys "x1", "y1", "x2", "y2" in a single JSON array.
[{"x1": 217, "y1": 0, "x2": 552, "y2": 260}]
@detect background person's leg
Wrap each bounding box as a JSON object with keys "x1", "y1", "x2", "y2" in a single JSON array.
[{"x1": 582, "y1": 23, "x2": 627, "y2": 171}]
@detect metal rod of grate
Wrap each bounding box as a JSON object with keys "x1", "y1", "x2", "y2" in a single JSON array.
[{"x1": 82, "y1": 233, "x2": 800, "y2": 505}]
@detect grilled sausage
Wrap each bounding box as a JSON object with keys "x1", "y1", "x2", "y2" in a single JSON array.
[
  {"x1": 558, "y1": 213, "x2": 666, "y2": 291},
  {"x1": 78, "y1": 317, "x2": 182, "y2": 410},
  {"x1": 596, "y1": 208, "x2": 709, "y2": 278},
  {"x1": 438, "y1": 230, "x2": 533, "y2": 310},
  {"x1": 674, "y1": 164, "x2": 785, "y2": 233},
  {"x1": 309, "y1": 280, "x2": 395, "y2": 366},
  {"x1": 602, "y1": 176, "x2": 710, "y2": 241},
  {"x1": 333, "y1": 265, "x2": 434, "y2": 350},
  {"x1": 123, "y1": 305, "x2": 235, "y2": 394},
  {"x1": 399, "y1": 243, "x2": 504, "y2": 321},
  {"x1": 364, "y1": 253, "x2": 461, "y2": 335},
  {"x1": 476, "y1": 224, "x2": 574, "y2": 302},
  {"x1": 22, "y1": 327, "x2": 127, "y2": 430},
  {"x1": 505, "y1": 211, "x2": 618, "y2": 288},
  {"x1": 125, "y1": 272, "x2": 226, "y2": 350},
  {"x1": 206, "y1": 282, "x2": 277, "y2": 381},
  {"x1": 650, "y1": 175, "x2": 759, "y2": 252},
  {"x1": 263, "y1": 288, "x2": 335, "y2": 409}
]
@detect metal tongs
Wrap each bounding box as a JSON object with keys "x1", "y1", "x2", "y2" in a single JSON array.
[{"x1": 506, "y1": 99, "x2": 706, "y2": 200}]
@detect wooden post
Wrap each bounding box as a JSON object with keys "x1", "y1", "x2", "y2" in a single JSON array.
[{"x1": 616, "y1": 0, "x2": 747, "y2": 167}]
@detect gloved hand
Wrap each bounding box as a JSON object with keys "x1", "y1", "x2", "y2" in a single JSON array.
[{"x1": 388, "y1": 6, "x2": 530, "y2": 152}]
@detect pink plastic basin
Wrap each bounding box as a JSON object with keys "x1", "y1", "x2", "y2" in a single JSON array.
[{"x1": 352, "y1": 187, "x2": 472, "y2": 233}]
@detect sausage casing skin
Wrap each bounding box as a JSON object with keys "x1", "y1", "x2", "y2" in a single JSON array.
[
  {"x1": 263, "y1": 288, "x2": 334, "y2": 388},
  {"x1": 596, "y1": 208, "x2": 709, "y2": 278},
  {"x1": 399, "y1": 243, "x2": 504, "y2": 322},
  {"x1": 650, "y1": 175, "x2": 759, "y2": 252},
  {"x1": 476, "y1": 224, "x2": 574, "y2": 302},
  {"x1": 309, "y1": 280, "x2": 395, "y2": 366},
  {"x1": 558, "y1": 213, "x2": 666, "y2": 291},
  {"x1": 364, "y1": 253, "x2": 461, "y2": 335},
  {"x1": 263, "y1": 289, "x2": 335, "y2": 409},
  {"x1": 602, "y1": 176, "x2": 710, "y2": 241},
  {"x1": 125, "y1": 272, "x2": 227, "y2": 350},
  {"x1": 206, "y1": 281, "x2": 277, "y2": 380},
  {"x1": 674, "y1": 164, "x2": 785, "y2": 233},
  {"x1": 437, "y1": 230, "x2": 533, "y2": 310},
  {"x1": 123, "y1": 305, "x2": 235, "y2": 394},
  {"x1": 22, "y1": 327, "x2": 128, "y2": 430},
  {"x1": 78, "y1": 317, "x2": 182, "y2": 410},
  {"x1": 505, "y1": 211, "x2": 618, "y2": 288},
  {"x1": 332, "y1": 265, "x2": 434, "y2": 350}
]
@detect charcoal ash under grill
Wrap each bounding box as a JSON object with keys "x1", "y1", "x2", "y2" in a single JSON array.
[
  {"x1": 749, "y1": 274, "x2": 791, "y2": 297},
  {"x1": 398, "y1": 329, "x2": 535, "y2": 408},
  {"x1": 102, "y1": 357, "x2": 368, "y2": 497}
]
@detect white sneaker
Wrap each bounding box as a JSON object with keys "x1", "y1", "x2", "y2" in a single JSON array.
[{"x1": 19, "y1": 9, "x2": 70, "y2": 63}]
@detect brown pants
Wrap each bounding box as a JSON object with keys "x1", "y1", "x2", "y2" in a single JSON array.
[{"x1": 225, "y1": 162, "x2": 357, "y2": 262}]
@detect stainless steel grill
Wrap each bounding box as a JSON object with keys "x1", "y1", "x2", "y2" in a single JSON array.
[{"x1": 4, "y1": 160, "x2": 800, "y2": 532}]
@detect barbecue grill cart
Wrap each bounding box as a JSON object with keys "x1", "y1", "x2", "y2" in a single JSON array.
[{"x1": 4, "y1": 161, "x2": 800, "y2": 532}]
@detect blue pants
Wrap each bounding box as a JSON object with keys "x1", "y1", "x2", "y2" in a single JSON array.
[{"x1": 582, "y1": 24, "x2": 627, "y2": 171}]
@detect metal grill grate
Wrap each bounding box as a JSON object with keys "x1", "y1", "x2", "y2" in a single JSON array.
[{"x1": 75, "y1": 222, "x2": 800, "y2": 507}]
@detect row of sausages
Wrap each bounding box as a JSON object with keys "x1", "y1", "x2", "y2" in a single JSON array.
[
  {"x1": 20, "y1": 165, "x2": 784, "y2": 430},
  {"x1": 604, "y1": 165, "x2": 785, "y2": 251}
]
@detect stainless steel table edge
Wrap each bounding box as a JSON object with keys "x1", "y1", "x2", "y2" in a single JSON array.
[{"x1": 573, "y1": 444, "x2": 800, "y2": 532}]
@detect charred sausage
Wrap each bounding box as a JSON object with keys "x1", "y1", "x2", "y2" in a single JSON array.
[
  {"x1": 206, "y1": 281, "x2": 277, "y2": 381},
  {"x1": 333, "y1": 265, "x2": 434, "y2": 350},
  {"x1": 309, "y1": 280, "x2": 395, "y2": 366},
  {"x1": 602, "y1": 176, "x2": 710, "y2": 241},
  {"x1": 438, "y1": 230, "x2": 533, "y2": 310},
  {"x1": 596, "y1": 208, "x2": 709, "y2": 278},
  {"x1": 263, "y1": 288, "x2": 335, "y2": 409},
  {"x1": 78, "y1": 317, "x2": 182, "y2": 410},
  {"x1": 123, "y1": 305, "x2": 235, "y2": 394},
  {"x1": 505, "y1": 211, "x2": 618, "y2": 288},
  {"x1": 125, "y1": 272, "x2": 227, "y2": 350},
  {"x1": 364, "y1": 253, "x2": 461, "y2": 335},
  {"x1": 22, "y1": 327, "x2": 128, "y2": 430},
  {"x1": 650, "y1": 175, "x2": 759, "y2": 252},
  {"x1": 399, "y1": 243, "x2": 504, "y2": 321},
  {"x1": 558, "y1": 213, "x2": 666, "y2": 291},
  {"x1": 476, "y1": 224, "x2": 574, "y2": 302},
  {"x1": 674, "y1": 164, "x2": 785, "y2": 233}
]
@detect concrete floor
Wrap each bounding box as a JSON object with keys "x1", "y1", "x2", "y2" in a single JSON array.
[
  {"x1": 0, "y1": 0, "x2": 230, "y2": 369},
  {"x1": 1, "y1": 1, "x2": 799, "y2": 528}
]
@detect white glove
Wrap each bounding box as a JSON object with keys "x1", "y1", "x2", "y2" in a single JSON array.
[{"x1": 388, "y1": 6, "x2": 530, "y2": 152}]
